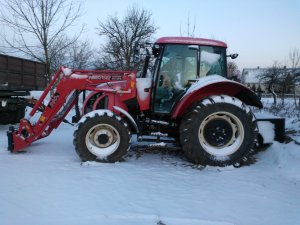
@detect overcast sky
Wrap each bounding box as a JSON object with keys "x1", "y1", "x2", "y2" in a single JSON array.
[{"x1": 79, "y1": 0, "x2": 300, "y2": 69}]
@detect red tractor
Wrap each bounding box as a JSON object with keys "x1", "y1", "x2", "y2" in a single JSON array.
[{"x1": 7, "y1": 37, "x2": 282, "y2": 167}]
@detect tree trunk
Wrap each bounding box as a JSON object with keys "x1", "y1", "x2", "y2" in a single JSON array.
[
  {"x1": 269, "y1": 83, "x2": 277, "y2": 105},
  {"x1": 294, "y1": 83, "x2": 298, "y2": 108}
]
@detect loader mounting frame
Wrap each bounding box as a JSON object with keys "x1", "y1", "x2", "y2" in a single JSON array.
[{"x1": 7, "y1": 67, "x2": 136, "y2": 152}]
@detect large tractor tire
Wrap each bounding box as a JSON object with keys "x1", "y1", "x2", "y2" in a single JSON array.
[
  {"x1": 179, "y1": 95, "x2": 257, "y2": 167},
  {"x1": 73, "y1": 112, "x2": 131, "y2": 162}
]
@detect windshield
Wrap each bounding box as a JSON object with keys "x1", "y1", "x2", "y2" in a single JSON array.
[{"x1": 156, "y1": 44, "x2": 227, "y2": 87}]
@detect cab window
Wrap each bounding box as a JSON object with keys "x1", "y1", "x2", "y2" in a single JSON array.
[
  {"x1": 154, "y1": 44, "x2": 197, "y2": 113},
  {"x1": 200, "y1": 46, "x2": 226, "y2": 77}
]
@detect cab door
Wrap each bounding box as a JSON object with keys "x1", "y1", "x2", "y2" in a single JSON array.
[{"x1": 153, "y1": 44, "x2": 198, "y2": 113}]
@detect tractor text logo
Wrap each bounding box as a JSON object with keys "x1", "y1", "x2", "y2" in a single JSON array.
[
  {"x1": 89, "y1": 75, "x2": 112, "y2": 80},
  {"x1": 89, "y1": 75, "x2": 123, "y2": 81},
  {"x1": 48, "y1": 93, "x2": 60, "y2": 109}
]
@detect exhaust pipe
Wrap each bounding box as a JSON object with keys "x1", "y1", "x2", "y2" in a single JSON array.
[{"x1": 7, "y1": 126, "x2": 15, "y2": 152}]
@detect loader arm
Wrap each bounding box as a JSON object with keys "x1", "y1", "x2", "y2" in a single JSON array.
[{"x1": 7, "y1": 67, "x2": 136, "y2": 152}]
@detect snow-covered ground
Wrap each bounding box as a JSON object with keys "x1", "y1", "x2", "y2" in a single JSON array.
[{"x1": 0, "y1": 95, "x2": 300, "y2": 225}]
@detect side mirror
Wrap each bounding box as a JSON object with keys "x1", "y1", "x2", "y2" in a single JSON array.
[
  {"x1": 152, "y1": 44, "x2": 161, "y2": 57},
  {"x1": 227, "y1": 53, "x2": 239, "y2": 59}
]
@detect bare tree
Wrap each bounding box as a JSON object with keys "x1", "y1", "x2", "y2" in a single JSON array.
[
  {"x1": 48, "y1": 36, "x2": 70, "y2": 73},
  {"x1": 289, "y1": 48, "x2": 300, "y2": 108},
  {"x1": 290, "y1": 48, "x2": 300, "y2": 69},
  {"x1": 258, "y1": 62, "x2": 282, "y2": 105},
  {"x1": 180, "y1": 13, "x2": 196, "y2": 37},
  {"x1": 279, "y1": 66, "x2": 294, "y2": 104},
  {"x1": 227, "y1": 61, "x2": 241, "y2": 81},
  {"x1": 49, "y1": 38, "x2": 94, "y2": 71},
  {"x1": 66, "y1": 39, "x2": 94, "y2": 69},
  {"x1": 96, "y1": 6, "x2": 157, "y2": 70},
  {"x1": 0, "y1": 0, "x2": 84, "y2": 80}
]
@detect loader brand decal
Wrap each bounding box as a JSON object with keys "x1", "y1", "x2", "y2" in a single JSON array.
[
  {"x1": 89, "y1": 75, "x2": 123, "y2": 81},
  {"x1": 48, "y1": 93, "x2": 60, "y2": 109},
  {"x1": 111, "y1": 75, "x2": 123, "y2": 81}
]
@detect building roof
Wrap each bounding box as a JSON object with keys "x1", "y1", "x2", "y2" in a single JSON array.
[
  {"x1": 241, "y1": 68, "x2": 267, "y2": 83},
  {"x1": 155, "y1": 37, "x2": 227, "y2": 48}
]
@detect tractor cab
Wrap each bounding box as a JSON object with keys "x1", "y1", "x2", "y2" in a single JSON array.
[{"x1": 137, "y1": 37, "x2": 229, "y2": 114}]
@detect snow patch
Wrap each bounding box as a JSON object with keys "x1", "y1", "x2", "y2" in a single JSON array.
[
  {"x1": 184, "y1": 75, "x2": 227, "y2": 96},
  {"x1": 199, "y1": 95, "x2": 249, "y2": 114},
  {"x1": 257, "y1": 121, "x2": 275, "y2": 144},
  {"x1": 151, "y1": 120, "x2": 169, "y2": 125},
  {"x1": 89, "y1": 139, "x2": 120, "y2": 160},
  {"x1": 254, "y1": 112, "x2": 281, "y2": 119},
  {"x1": 150, "y1": 132, "x2": 168, "y2": 137},
  {"x1": 201, "y1": 51, "x2": 221, "y2": 64},
  {"x1": 1, "y1": 91, "x2": 300, "y2": 225},
  {"x1": 202, "y1": 135, "x2": 243, "y2": 158},
  {"x1": 149, "y1": 142, "x2": 166, "y2": 147},
  {"x1": 70, "y1": 73, "x2": 88, "y2": 79},
  {"x1": 61, "y1": 67, "x2": 72, "y2": 76}
]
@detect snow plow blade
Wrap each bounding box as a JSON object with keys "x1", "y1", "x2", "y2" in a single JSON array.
[{"x1": 255, "y1": 115, "x2": 285, "y2": 145}]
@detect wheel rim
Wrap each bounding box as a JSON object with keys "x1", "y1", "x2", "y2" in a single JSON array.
[
  {"x1": 198, "y1": 112, "x2": 244, "y2": 157},
  {"x1": 85, "y1": 123, "x2": 120, "y2": 159}
]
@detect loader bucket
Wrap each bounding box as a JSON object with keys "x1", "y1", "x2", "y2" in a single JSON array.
[{"x1": 6, "y1": 120, "x2": 32, "y2": 152}]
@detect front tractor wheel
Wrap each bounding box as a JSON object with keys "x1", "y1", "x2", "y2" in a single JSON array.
[
  {"x1": 73, "y1": 113, "x2": 131, "y2": 162},
  {"x1": 180, "y1": 95, "x2": 257, "y2": 167}
]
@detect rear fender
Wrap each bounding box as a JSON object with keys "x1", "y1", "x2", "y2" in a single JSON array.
[{"x1": 171, "y1": 77, "x2": 262, "y2": 119}]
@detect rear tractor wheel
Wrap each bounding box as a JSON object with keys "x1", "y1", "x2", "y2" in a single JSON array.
[
  {"x1": 180, "y1": 95, "x2": 257, "y2": 167},
  {"x1": 73, "y1": 113, "x2": 131, "y2": 162}
]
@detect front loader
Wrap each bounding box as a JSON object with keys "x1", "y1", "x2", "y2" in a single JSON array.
[{"x1": 7, "y1": 37, "x2": 285, "y2": 167}]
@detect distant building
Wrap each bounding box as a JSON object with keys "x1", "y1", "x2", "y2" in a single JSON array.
[
  {"x1": 241, "y1": 67, "x2": 268, "y2": 92},
  {"x1": 241, "y1": 67, "x2": 300, "y2": 94}
]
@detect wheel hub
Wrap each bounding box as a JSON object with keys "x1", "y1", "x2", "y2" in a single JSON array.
[
  {"x1": 97, "y1": 133, "x2": 110, "y2": 145},
  {"x1": 88, "y1": 126, "x2": 117, "y2": 149},
  {"x1": 203, "y1": 119, "x2": 233, "y2": 147},
  {"x1": 199, "y1": 112, "x2": 244, "y2": 157}
]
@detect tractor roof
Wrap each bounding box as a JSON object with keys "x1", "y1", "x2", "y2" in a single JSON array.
[{"x1": 155, "y1": 37, "x2": 227, "y2": 48}]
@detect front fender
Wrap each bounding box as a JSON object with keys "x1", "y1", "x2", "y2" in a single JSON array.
[
  {"x1": 171, "y1": 75, "x2": 262, "y2": 119},
  {"x1": 76, "y1": 109, "x2": 114, "y2": 125},
  {"x1": 76, "y1": 108, "x2": 139, "y2": 134}
]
